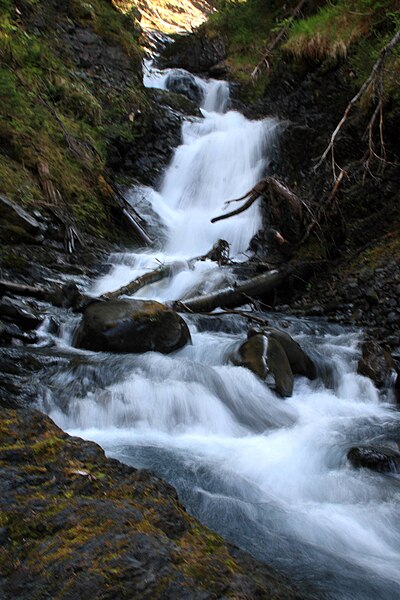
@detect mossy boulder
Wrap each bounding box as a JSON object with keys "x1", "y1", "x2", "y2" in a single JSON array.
[
  {"x1": 0, "y1": 408, "x2": 306, "y2": 599},
  {"x1": 74, "y1": 299, "x2": 191, "y2": 354}
]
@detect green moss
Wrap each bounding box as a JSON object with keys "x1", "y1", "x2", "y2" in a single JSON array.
[
  {"x1": 31, "y1": 435, "x2": 64, "y2": 458},
  {"x1": 0, "y1": 441, "x2": 24, "y2": 451},
  {"x1": 283, "y1": 0, "x2": 399, "y2": 70},
  {"x1": 206, "y1": 0, "x2": 400, "y2": 101},
  {"x1": 0, "y1": 0, "x2": 147, "y2": 240}
]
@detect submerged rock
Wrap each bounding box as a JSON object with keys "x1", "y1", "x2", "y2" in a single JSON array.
[
  {"x1": 74, "y1": 299, "x2": 191, "y2": 354},
  {"x1": 347, "y1": 445, "x2": 400, "y2": 474}
]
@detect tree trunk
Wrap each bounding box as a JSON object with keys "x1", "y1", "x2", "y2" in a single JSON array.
[
  {"x1": 102, "y1": 262, "x2": 182, "y2": 301},
  {"x1": 172, "y1": 268, "x2": 288, "y2": 313},
  {"x1": 102, "y1": 240, "x2": 231, "y2": 301}
]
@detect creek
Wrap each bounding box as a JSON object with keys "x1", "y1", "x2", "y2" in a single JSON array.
[{"x1": 39, "y1": 61, "x2": 400, "y2": 599}]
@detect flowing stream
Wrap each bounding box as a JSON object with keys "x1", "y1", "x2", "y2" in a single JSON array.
[{"x1": 41, "y1": 63, "x2": 400, "y2": 599}]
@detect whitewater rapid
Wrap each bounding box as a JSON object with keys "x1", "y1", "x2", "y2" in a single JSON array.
[{"x1": 43, "y1": 63, "x2": 400, "y2": 599}]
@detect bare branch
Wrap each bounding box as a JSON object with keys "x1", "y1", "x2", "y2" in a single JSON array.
[
  {"x1": 251, "y1": 0, "x2": 308, "y2": 79},
  {"x1": 314, "y1": 30, "x2": 400, "y2": 176}
]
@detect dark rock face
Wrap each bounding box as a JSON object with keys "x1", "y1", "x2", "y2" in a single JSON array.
[
  {"x1": 357, "y1": 340, "x2": 396, "y2": 388},
  {"x1": 0, "y1": 296, "x2": 43, "y2": 330},
  {"x1": 231, "y1": 327, "x2": 316, "y2": 397},
  {"x1": 0, "y1": 194, "x2": 47, "y2": 245},
  {"x1": 60, "y1": 25, "x2": 141, "y2": 85},
  {"x1": 158, "y1": 33, "x2": 226, "y2": 73},
  {"x1": 165, "y1": 70, "x2": 205, "y2": 104},
  {"x1": 347, "y1": 446, "x2": 400, "y2": 474},
  {"x1": 0, "y1": 408, "x2": 307, "y2": 600},
  {"x1": 74, "y1": 299, "x2": 191, "y2": 354}
]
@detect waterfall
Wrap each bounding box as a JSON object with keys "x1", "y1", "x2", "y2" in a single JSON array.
[{"x1": 43, "y1": 63, "x2": 400, "y2": 600}]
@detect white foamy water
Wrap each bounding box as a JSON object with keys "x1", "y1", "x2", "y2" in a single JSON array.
[{"x1": 44, "y1": 63, "x2": 400, "y2": 599}]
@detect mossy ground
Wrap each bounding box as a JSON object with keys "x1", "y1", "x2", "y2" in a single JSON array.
[
  {"x1": 0, "y1": 0, "x2": 149, "y2": 240},
  {"x1": 207, "y1": 0, "x2": 400, "y2": 101}
]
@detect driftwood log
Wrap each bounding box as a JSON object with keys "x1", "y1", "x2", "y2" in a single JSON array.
[
  {"x1": 172, "y1": 268, "x2": 288, "y2": 313},
  {"x1": 101, "y1": 240, "x2": 231, "y2": 301},
  {"x1": 101, "y1": 262, "x2": 184, "y2": 301}
]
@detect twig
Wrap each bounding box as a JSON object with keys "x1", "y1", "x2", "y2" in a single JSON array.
[
  {"x1": 298, "y1": 169, "x2": 346, "y2": 245},
  {"x1": 314, "y1": 30, "x2": 400, "y2": 177},
  {"x1": 251, "y1": 0, "x2": 308, "y2": 79}
]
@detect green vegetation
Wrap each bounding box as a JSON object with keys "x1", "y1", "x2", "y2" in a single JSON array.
[
  {"x1": 207, "y1": 0, "x2": 400, "y2": 99},
  {"x1": 0, "y1": 0, "x2": 146, "y2": 238},
  {"x1": 206, "y1": 0, "x2": 284, "y2": 99}
]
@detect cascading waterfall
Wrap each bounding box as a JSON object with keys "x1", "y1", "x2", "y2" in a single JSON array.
[{"x1": 42, "y1": 62, "x2": 400, "y2": 600}]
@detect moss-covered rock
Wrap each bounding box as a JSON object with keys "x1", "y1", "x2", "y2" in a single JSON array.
[{"x1": 0, "y1": 408, "x2": 306, "y2": 599}]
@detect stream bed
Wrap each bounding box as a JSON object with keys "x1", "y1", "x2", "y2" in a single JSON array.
[{"x1": 39, "y1": 63, "x2": 400, "y2": 599}]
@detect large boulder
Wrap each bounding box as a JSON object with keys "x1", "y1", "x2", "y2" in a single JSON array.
[
  {"x1": 357, "y1": 340, "x2": 395, "y2": 388},
  {"x1": 266, "y1": 327, "x2": 317, "y2": 380},
  {"x1": 230, "y1": 328, "x2": 316, "y2": 398},
  {"x1": 231, "y1": 332, "x2": 293, "y2": 397},
  {"x1": 74, "y1": 299, "x2": 190, "y2": 354}
]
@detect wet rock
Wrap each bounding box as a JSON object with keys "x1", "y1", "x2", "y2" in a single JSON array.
[
  {"x1": 347, "y1": 446, "x2": 400, "y2": 474},
  {"x1": 158, "y1": 32, "x2": 226, "y2": 73},
  {"x1": 266, "y1": 327, "x2": 317, "y2": 380},
  {"x1": 0, "y1": 321, "x2": 38, "y2": 345},
  {"x1": 165, "y1": 70, "x2": 205, "y2": 104},
  {"x1": 74, "y1": 299, "x2": 191, "y2": 354},
  {"x1": 208, "y1": 61, "x2": 229, "y2": 77},
  {"x1": 364, "y1": 288, "x2": 380, "y2": 306},
  {"x1": 357, "y1": 340, "x2": 395, "y2": 388},
  {"x1": 0, "y1": 296, "x2": 43, "y2": 330},
  {"x1": 231, "y1": 327, "x2": 316, "y2": 397},
  {"x1": 0, "y1": 194, "x2": 47, "y2": 236},
  {"x1": 266, "y1": 336, "x2": 294, "y2": 397},
  {"x1": 0, "y1": 347, "x2": 69, "y2": 408},
  {"x1": 231, "y1": 332, "x2": 293, "y2": 397},
  {"x1": 50, "y1": 281, "x2": 85, "y2": 309}
]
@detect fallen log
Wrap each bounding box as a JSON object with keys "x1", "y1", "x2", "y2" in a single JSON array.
[
  {"x1": 172, "y1": 268, "x2": 289, "y2": 313},
  {"x1": 102, "y1": 240, "x2": 231, "y2": 301},
  {"x1": 102, "y1": 262, "x2": 184, "y2": 301},
  {"x1": 121, "y1": 207, "x2": 153, "y2": 246},
  {"x1": 0, "y1": 279, "x2": 50, "y2": 301}
]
